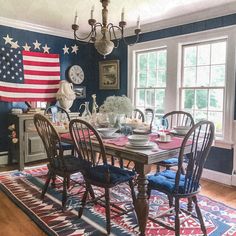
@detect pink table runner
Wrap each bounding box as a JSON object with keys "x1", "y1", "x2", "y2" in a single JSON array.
[
  {"x1": 104, "y1": 134, "x2": 186, "y2": 150},
  {"x1": 61, "y1": 132, "x2": 189, "y2": 151}
]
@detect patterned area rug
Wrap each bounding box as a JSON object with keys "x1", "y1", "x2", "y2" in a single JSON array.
[{"x1": 0, "y1": 165, "x2": 236, "y2": 236}]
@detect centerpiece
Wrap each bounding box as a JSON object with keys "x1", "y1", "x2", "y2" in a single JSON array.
[{"x1": 99, "y1": 95, "x2": 133, "y2": 127}]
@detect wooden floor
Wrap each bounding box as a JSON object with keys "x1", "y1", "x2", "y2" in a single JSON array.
[{"x1": 0, "y1": 164, "x2": 236, "y2": 235}]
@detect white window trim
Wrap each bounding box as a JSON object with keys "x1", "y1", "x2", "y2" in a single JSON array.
[{"x1": 128, "y1": 26, "x2": 236, "y2": 149}]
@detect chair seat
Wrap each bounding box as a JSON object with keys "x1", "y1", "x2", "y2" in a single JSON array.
[
  {"x1": 148, "y1": 170, "x2": 198, "y2": 194},
  {"x1": 52, "y1": 155, "x2": 88, "y2": 173},
  {"x1": 58, "y1": 142, "x2": 74, "y2": 151},
  {"x1": 87, "y1": 164, "x2": 135, "y2": 185},
  {"x1": 158, "y1": 157, "x2": 178, "y2": 165}
]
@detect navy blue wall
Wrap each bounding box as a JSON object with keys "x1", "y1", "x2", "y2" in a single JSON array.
[
  {"x1": 0, "y1": 25, "x2": 95, "y2": 151},
  {"x1": 110, "y1": 13, "x2": 236, "y2": 174},
  {"x1": 1, "y1": 13, "x2": 236, "y2": 174}
]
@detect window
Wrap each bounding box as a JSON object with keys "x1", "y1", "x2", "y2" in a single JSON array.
[
  {"x1": 134, "y1": 48, "x2": 167, "y2": 117},
  {"x1": 180, "y1": 40, "x2": 226, "y2": 136},
  {"x1": 129, "y1": 27, "x2": 235, "y2": 146}
]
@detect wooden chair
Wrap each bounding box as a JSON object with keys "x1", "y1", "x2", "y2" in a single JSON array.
[
  {"x1": 69, "y1": 119, "x2": 136, "y2": 235},
  {"x1": 45, "y1": 105, "x2": 74, "y2": 154},
  {"x1": 148, "y1": 120, "x2": 215, "y2": 236},
  {"x1": 132, "y1": 108, "x2": 145, "y2": 122},
  {"x1": 156, "y1": 111, "x2": 194, "y2": 172},
  {"x1": 33, "y1": 113, "x2": 87, "y2": 210}
]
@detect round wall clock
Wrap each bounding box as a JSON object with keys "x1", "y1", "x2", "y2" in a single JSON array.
[{"x1": 68, "y1": 65, "x2": 84, "y2": 84}]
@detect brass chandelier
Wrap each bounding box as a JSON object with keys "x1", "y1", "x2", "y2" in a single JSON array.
[{"x1": 72, "y1": 0, "x2": 141, "y2": 58}]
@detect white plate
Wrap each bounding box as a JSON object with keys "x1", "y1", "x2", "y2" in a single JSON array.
[
  {"x1": 101, "y1": 133, "x2": 121, "y2": 139},
  {"x1": 156, "y1": 138, "x2": 172, "y2": 143},
  {"x1": 125, "y1": 142, "x2": 156, "y2": 149}
]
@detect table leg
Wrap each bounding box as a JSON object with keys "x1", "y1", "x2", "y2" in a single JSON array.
[{"x1": 134, "y1": 163, "x2": 152, "y2": 236}]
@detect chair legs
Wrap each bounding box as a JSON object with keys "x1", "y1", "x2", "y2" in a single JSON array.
[
  {"x1": 78, "y1": 183, "x2": 89, "y2": 218},
  {"x1": 41, "y1": 171, "x2": 52, "y2": 199},
  {"x1": 175, "y1": 198, "x2": 180, "y2": 236},
  {"x1": 62, "y1": 177, "x2": 68, "y2": 211},
  {"x1": 192, "y1": 196, "x2": 207, "y2": 235},
  {"x1": 105, "y1": 188, "x2": 111, "y2": 235}
]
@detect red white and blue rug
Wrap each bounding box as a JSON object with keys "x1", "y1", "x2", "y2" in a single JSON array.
[{"x1": 0, "y1": 165, "x2": 236, "y2": 236}]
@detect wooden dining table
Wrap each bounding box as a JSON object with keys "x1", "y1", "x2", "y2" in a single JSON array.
[{"x1": 61, "y1": 132, "x2": 189, "y2": 236}]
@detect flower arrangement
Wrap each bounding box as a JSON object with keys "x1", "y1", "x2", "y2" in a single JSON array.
[
  {"x1": 8, "y1": 124, "x2": 18, "y2": 144},
  {"x1": 99, "y1": 95, "x2": 133, "y2": 116}
]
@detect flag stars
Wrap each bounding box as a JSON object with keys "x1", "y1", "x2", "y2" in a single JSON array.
[
  {"x1": 15, "y1": 63, "x2": 18, "y2": 67},
  {"x1": 33, "y1": 40, "x2": 41, "y2": 50},
  {"x1": 22, "y1": 43, "x2": 31, "y2": 51},
  {"x1": 42, "y1": 44, "x2": 50, "y2": 53},
  {"x1": 10, "y1": 41, "x2": 20, "y2": 49},
  {"x1": 3, "y1": 34, "x2": 13, "y2": 45},
  {"x1": 62, "y1": 45, "x2": 69, "y2": 54},
  {"x1": 71, "y1": 44, "x2": 79, "y2": 54}
]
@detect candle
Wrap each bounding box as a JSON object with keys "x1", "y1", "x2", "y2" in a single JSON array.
[
  {"x1": 121, "y1": 7, "x2": 124, "y2": 21},
  {"x1": 137, "y1": 16, "x2": 140, "y2": 29},
  {"x1": 91, "y1": 5, "x2": 94, "y2": 19},
  {"x1": 74, "y1": 10, "x2": 78, "y2": 24}
]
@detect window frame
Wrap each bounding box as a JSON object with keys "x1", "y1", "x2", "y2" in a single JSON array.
[
  {"x1": 128, "y1": 26, "x2": 236, "y2": 149},
  {"x1": 179, "y1": 39, "x2": 227, "y2": 138},
  {"x1": 134, "y1": 47, "x2": 167, "y2": 114}
]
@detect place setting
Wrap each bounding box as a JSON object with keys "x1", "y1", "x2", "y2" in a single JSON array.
[{"x1": 125, "y1": 134, "x2": 156, "y2": 149}]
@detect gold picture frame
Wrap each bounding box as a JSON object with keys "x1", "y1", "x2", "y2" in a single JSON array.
[{"x1": 99, "y1": 60, "x2": 120, "y2": 90}]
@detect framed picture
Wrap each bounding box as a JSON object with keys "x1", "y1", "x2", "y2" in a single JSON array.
[
  {"x1": 99, "y1": 60, "x2": 120, "y2": 90},
  {"x1": 73, "y1": 86, "x2": 86, "y2": 99}
]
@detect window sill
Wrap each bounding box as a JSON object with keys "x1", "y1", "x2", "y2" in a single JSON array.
[{"x1": 213, "y1": 139, "x2": 234, "y2": 150}]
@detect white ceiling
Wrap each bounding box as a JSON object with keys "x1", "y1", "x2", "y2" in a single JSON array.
[{"x1": 1, "y1": 0, "x2": 236, "y2": 37}]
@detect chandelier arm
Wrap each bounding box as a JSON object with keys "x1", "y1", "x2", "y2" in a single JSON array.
[
  {"x1": 74, "y1": 29, "x2": 95, "y2": 42},
  {"x1": 108, "y1": 25, "x2": 122, "y2": 49},
  {"x1": 120, "y1": 33, "x2": 140, "y2": 46}
]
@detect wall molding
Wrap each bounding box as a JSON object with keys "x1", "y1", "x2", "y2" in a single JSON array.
[
  {"x1": 202, "y1": 168, "x2": 232, "y2": 186},
  {"x1": 0, "y1": 17, "x2": 73, "y2": 39},
  {"x1": 1, "y1": 2, "x2": 236, "y2": 40}
]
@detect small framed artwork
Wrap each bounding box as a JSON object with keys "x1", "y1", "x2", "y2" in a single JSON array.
[
  {"x1": 73, "y1": 86, "x2": 86, "y2": 99},
  {"x1": 99, "y1": 60, "x2": 120, "y2": 90}
]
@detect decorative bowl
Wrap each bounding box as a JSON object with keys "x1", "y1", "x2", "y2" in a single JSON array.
[
  {"x1": 173, "y1": 126, "x2": 191, "y2": 135},
  {"x1": 128, "y1": 134, "x2": 149, "y2": 146},
  {"x1": 97, "y1": 128, "x2": 118, "y2": 137}
]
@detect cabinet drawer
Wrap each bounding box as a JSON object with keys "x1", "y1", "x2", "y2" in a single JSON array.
[{"x1": 24, "y1": 133, "x2": 47, "y2": 163}]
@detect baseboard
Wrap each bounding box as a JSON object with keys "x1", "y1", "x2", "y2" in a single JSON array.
[
  {"x1": 202, "y1": 168, "x2": 232, "y2": 185},
  {"x1": 0, "y1": 152, "x2": 8, "y2": 165},
  {"x1": 231, "y1": 175, "x2": 236, "y2": 186}
]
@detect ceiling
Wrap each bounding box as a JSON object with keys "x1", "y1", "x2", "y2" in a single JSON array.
[{"x1": 1, "y1": 0, "x2": 236, "y2": 37}]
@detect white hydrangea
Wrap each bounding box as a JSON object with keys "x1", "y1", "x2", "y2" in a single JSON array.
[{"x1": 99, "y1": 95, "x2": 133, "y2": 116}]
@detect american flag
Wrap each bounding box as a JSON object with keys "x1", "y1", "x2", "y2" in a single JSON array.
[{"x1": 0, "y1": 47, "x2": 60, "y2": 102}]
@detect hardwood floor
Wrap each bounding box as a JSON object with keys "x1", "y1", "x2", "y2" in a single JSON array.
[{"x1": 0, "y1": 164, "x2": 235, "y2": 235}]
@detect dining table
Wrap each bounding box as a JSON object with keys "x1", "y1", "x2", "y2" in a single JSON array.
[{"x1": 60, "y1": 131, "x2": 191, "y2": 236}]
